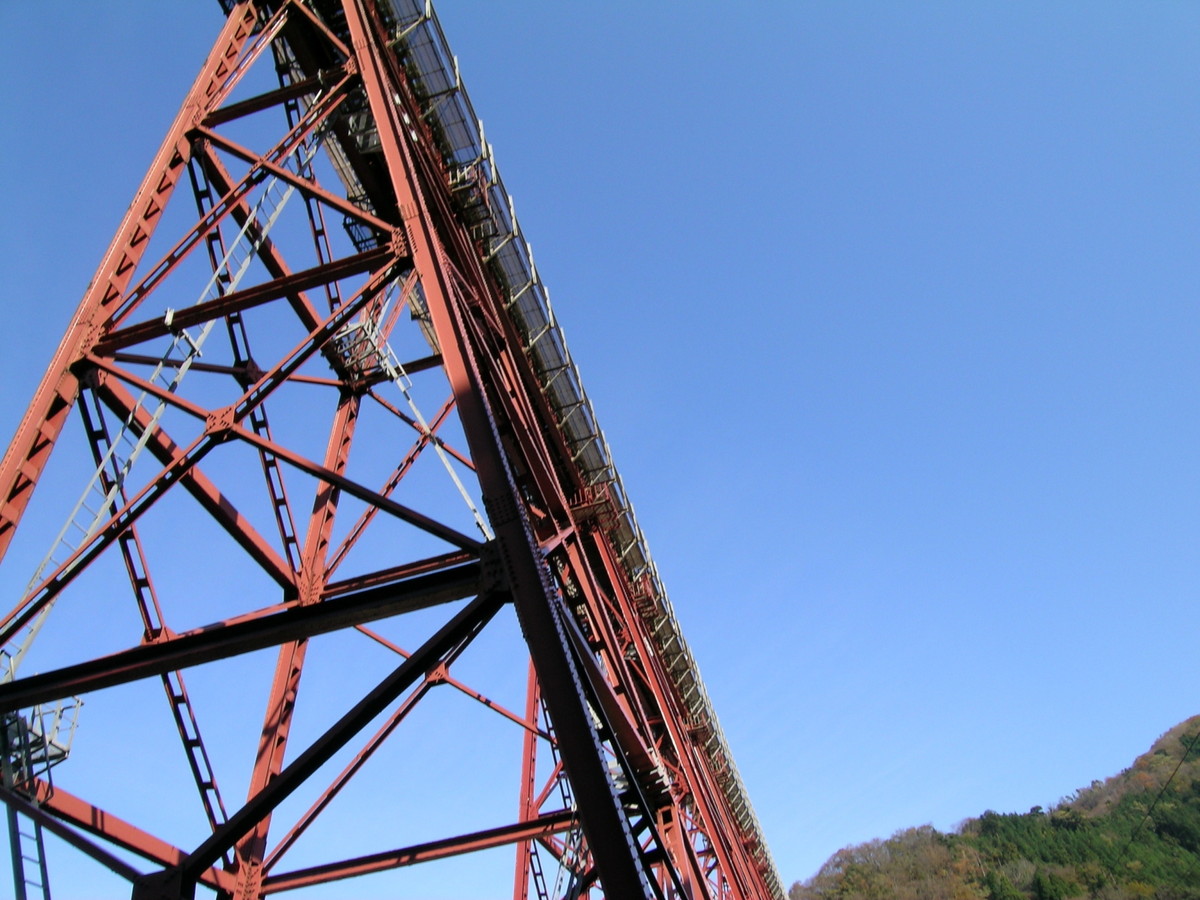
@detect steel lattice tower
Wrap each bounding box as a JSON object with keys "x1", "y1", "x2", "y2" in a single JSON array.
[{"x1": 0, "y1": 2, "x2": 783, "y2": 898}]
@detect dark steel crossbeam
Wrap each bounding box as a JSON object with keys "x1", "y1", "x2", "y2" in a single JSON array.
[
  {"x1": 178, "y1": 589, "x2": 507, "y2": 884},
  {"x1": 232, "y1": 425, "x2": 483, "y2": 552},
  {"x1": 93, "y1": 246, "x2": 392, "y2": 354},
  {"x1": 0, "y1": 560, "x2": 483, "y2": 713},
  {"x1": 261, "y1": 810, "x2": 575, "y2": 893},
  {"x1": 340, "y1": 3, "x2": 661, "y2": 894},
  {"x1": 203, "y1": 71, "x2": 344, "y2": 128},
  {"x1": 323, "y1": 549, "x2": 476, "y2": 597}
]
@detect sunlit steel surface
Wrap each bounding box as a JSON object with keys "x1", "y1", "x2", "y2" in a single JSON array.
[{"x1": 0, "y1": 2, "x2": 783, "y2": 897}]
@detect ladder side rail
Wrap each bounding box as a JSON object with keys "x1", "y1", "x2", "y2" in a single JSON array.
[
  {"x1": 185, "y1": 156, "x2": 303, "y2": 575},
  {"x1": 2, "y1": 714, "x2": 48, "y2": 900},
  {"x1": 78, "y1": 395, "x2": 232, "y2": 850}
]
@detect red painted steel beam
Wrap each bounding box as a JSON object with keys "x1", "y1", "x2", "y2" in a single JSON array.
[
  {"x1": 0, "y1": 784, "x2": 144, "y2": 885},
  {"x1": 298, "y1": 391, "x2": 360, "y2": 594},
  {"x1": 262, "y1": 681, "x2": 434, "y2": 873},
  {"x1": 176, "y1": 589, "x2": 506, "y2": 885},
  {"x1": 0, "y1": 780, "x2": 236, "y2": 894},
  {"x1": 86, "y1": 358, "x2": 212, "y2": 423},
  {"x1": 559, "y1": 538, "x2": 666, "y2": 765},
  {"x1": 555, "y1": 523, "x2": 735, "y2": 894},
  {"x1": 231, "y1": 389, "x2": 364, "y2": 895},
  {"x1": 548, "y1": 536, "x2": 731, "y2": 898},
  {"x1": 531, "y1": 761, "x2": 568, "y2": 816},
  {"x1": 362, "y1": 351, "x2": 444, "y2": 386},
  {"x1": 0, "y1": 560, "x2": 483, "y2": 713},
  {"x1": 93, "y1": 245, "x2": 392, "y2": 354},
  {"x1": 362, "y1": 391, "x2": 474, "y2": 469},
  {"x1": 216, "y1": 256, "x2": 399, "y2": 423},
  {"x1": 324, "y1": 398, "x2": 470, "y2": 578},
  {"x1": 232, "y1": 424, "x2": 482, "y2": 552},
  {"x1": 589, "y1": 532, "x2": 758, "y2": 898},
  {"x1": 196, "y1": 125, "x2": 395, "y2": 235},
  {"x1": 109, "y1": 352, "x2": 245, "y2": 377},
  {"x1": 0, "y1": 4, "x2": 259, "y2": 562},
  {"x1": 512, "y1": 662, "x2": 541, "y2": 900},
  {"x1": 284, "y1": 0, "x2": 353, "y2": 61},
  {"x1": 95, "y1": 378, "x2": 296, "y2": 590},
  {"x1": 0, "y1": 433, "x2": 217, "y2": 655},
  {"x1": 535, "y1": 833, "x2": 595, "y2": 887},
  {"x1": 456, "y1": 309, "x2": 578, "y2": 528},
  {"x1": 340, "y1": 2, "x2": 659, "y2": 896},
  {"x1": 353, "y1": 624, "x2": 541, "y2": 736},
  {"x1": 236, "y1": 633, "x2": 311, "y2": 897},
  {"x1": 560, "y1": 602, "x2": 663, "y2": 789},
  {"x1": 110, "y1": 83, "x2": 356, "y2": 331},
  {"x1": 189, "y1": 144, "x2": 325, "y2": 332},
  {"x1": 261, "y1": 810, "x2": 576, "y2": 893}
]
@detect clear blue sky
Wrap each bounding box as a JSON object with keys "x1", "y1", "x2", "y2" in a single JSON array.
[{"x1": 1, "y1": 1, "x2": 1198, "y2": 894}]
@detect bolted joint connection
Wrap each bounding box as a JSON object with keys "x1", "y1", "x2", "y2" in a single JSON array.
[
  {"x1": 204, "y1": 405, "x2": 237, "y2": 441},
  {"x1": 478, "y1": 539, "x2": 508, "y2": 595}
]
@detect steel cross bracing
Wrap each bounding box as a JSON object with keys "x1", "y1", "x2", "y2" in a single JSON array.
[{"x1": 0, "y1": 1, "x2": 784, "y2": 898}]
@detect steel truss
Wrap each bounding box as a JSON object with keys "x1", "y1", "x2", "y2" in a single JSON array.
[{"x1": 0, "y1": 1, "x2": 783, "y2": 898}]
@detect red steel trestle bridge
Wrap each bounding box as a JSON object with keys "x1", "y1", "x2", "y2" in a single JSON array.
[{"x1": 0, "y1": 2, "x2": 783, "y2": 897}]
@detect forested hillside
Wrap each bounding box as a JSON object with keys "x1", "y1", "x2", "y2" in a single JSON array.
[{"x1": 790, "y1": 716, "x2": 1200, "y2": 900}]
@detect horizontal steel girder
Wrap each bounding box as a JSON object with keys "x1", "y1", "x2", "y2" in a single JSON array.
[
  {"x1": 0, "y1": 559, "x2": 484, "y2": 713},
  {"x1": 261, "y1": 810, "x2": 575, "y2": 893}
]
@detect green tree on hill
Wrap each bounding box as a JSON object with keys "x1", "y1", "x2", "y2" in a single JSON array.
[{"x1": 789, "y1": 716, "x2": 1200, "y2": 900}]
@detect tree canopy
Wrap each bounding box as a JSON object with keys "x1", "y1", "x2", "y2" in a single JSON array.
[{"x1": 790, "y1": 716, "x2": 1200, "y2": 900}]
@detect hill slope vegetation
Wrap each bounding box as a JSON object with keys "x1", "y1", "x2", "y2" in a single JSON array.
[{"x1": 790, "y1": 716, "x2": 1200, "y2": 900}]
